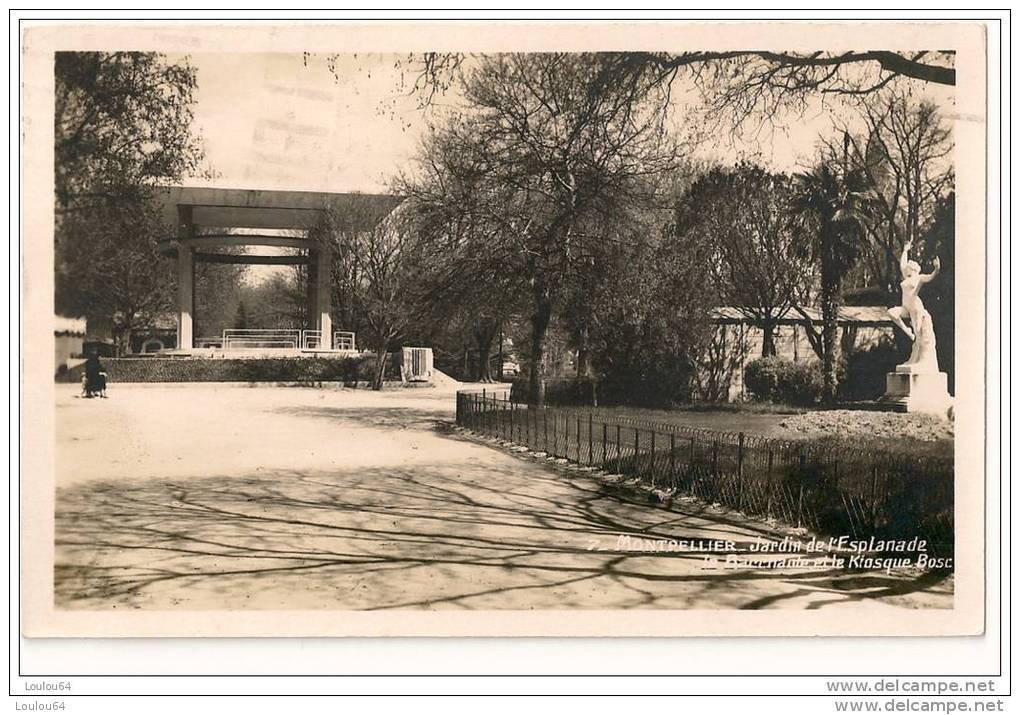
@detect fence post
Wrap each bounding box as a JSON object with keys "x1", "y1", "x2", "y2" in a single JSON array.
[
  {"x1": 588, "y1": 414, "x2": 594, "y2": 466},
  {"x1": 616, "y1": 425, "x2": 622, "y2": 474},
  {"x1": 712, "y1": 439, "x2": 719, "y2": 478},
  {"x1": 577, "y1": 416, "x2": 583, "y2": 463},
  {"x1": 552, "y1": 414, "x2": 559, "y2": 458},
  {"x1": 870, "y1": 464, "x2": 880, "y2": 530},
  {"x1": 766, "y1": 448, "x2": 775, "y2": 519},
  {"x1": 509, "y1": 399, "x2": 514, "y2": 442},
  {"x1": 737, "y1": 432, "x2": 745, "y2": 509},
  {"x1": 669, "y1": 432, "x2": 676, "y2": 487},
  {"x1": 543, "y1": 410, "x2": 549, "y2": 455},
  {"x1": 634, "y1": 428, "x2": 640, "y2": 476},
  {"x1": 602, "y1": 423, "x2": 608, "y2": 465},
  {"x1": 650, "y1": 430, "x2": 657, "y2": 487},
  {"x1": 797, "y1": 452, "x2": 806, "y2": 528},
  {"x1": 530, "y1": 406, "x2": 536, "y2": 449}
]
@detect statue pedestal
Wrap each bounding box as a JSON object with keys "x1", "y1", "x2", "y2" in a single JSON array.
[
  {"x1": 880, "y1": 366, "x2": 953, "y2": 415},
  {"x1": 880, "y1": 307, "x2": 951, "y2": 416}
]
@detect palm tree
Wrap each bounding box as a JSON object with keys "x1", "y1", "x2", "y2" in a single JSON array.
[{"x1": 789, "y1": 162, "x2": 873, "y2": 404}]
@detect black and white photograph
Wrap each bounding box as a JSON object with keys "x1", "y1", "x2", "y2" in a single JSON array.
[{"x1": 13, "y1": 13, "x2": 1005, "y2": 705}]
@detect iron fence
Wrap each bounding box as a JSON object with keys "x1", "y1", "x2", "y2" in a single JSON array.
[{"x1": 456, "y1": 389, "x2": 954, "y2": 556}]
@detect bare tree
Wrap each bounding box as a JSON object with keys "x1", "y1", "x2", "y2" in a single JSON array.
[
  {"x1": 450, "y1": 53, "x2": 679, "y2": 404},
  {"x1": 398, "y1": 127, "x2": 528, "y2": 382},
  {"x1": 345, "y1": 49, "x2": 954, "y2": 144},
  {"x1": 55, "y1": 200, "x2": 175, "y2": 356},
  {"x1": 838, "y1": 90, "x2": 954, "y2": 299},
  {"x1": 673, "y1": 163, "x2": 812, "y2": 357},
  {"x1": 316, "y1": 198, "x2": 419, "y2": 390}
]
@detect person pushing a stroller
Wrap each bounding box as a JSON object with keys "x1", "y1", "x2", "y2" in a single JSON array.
[{"x1": 82, "y1": 349, "x2": 108, "y2": 398}]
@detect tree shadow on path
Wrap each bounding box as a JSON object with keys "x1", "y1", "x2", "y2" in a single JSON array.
[{"x1": 55, "y1": 458, "x2": 952, "y2": 611}]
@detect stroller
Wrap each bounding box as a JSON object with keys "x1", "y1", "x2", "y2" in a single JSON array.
[
  {"x1": 81, "y1": 371, "x2": 107, "y2": 398},
  {"x1": 82, "y1": 353, "x2": 108, "y2": 398}
]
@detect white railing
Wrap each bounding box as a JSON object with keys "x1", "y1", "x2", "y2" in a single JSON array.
[
  {"x1": 218, "y1": 328, "x2": 357, "y2": 351},
  {"x1": 302, "y1": 330, "x2": 322, "y2": 349},
  {"x1": 333, "y1": 331, "x2": 356, "y2": 351},
  {"x1": 222, "y1": 329, "x2": 301, "y2": 349}
]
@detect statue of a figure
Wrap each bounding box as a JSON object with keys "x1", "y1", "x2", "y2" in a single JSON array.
[{"x1": 887, "y1": 241, "x2": 941, "y2": 372}]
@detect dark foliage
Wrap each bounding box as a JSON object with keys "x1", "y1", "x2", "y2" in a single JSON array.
[{"x1": 840, "y1": 339, "x2": 901, "y2": 401}]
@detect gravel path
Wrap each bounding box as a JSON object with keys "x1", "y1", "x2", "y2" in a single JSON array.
[{"x1": 54, "y1": 384, "x2": 952, "y2": 611}]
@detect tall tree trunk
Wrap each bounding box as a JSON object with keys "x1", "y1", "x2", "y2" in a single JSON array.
[
  {"x1": 575, "y1": 323, "x2": 591, "y2": 378},
  {"x1": 115, "y1": 322, "x2": 133, "y2": 357},
  {"x1": 474, "y1": 322, "x2": 496, "y2": 383},
  {"x1": 527, "y1": 291, "x2": 553, "y2": 406},
  {"x1": 497, "y1": 325, "x2": 505, "y2": 382},
  {"x1": 820, "y1": 277, "x2": 840, "y2": 404},
  {"x1": 761, "y1": 318, "x2": 776, "y2": 357},
  {"x1": 372, "y1": 347, "x2": 387, "y2": 391}
]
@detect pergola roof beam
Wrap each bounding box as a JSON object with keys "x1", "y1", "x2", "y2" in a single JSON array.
[{"x1": 193, "y1": 252, "x2": 310, "y2": 265}]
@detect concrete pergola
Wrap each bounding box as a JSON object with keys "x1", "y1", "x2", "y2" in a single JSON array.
[{"x1": 155, "y1": 186, "x2": 400, "y2": 351}]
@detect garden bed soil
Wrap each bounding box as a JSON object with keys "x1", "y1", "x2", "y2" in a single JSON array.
[{"x1": 771, "y1": 409, "x2": 953, "y2": 443}]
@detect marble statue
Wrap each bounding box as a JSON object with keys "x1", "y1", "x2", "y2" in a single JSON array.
[
  {"x1": 880, "y1": 240, "x2": 952, "y2": 415},
  {"x1": 887, "y1": 241, "x2": 942, "y2": 373}
]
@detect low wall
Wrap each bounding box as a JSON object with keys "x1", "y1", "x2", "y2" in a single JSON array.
[{"x1": 56, "y1": 354, "x2": 402, "y2": 384}]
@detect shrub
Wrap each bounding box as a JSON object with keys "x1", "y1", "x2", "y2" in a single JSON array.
[
  {"x1": 510, "y1": 377, "x2": 599, "y2": 405},
  {"x1": 744, "y1": 356, "x2": 823, "y2": 406},
  {"x1": 840, "y1": 339, "x2": 901, "y2": 401}
]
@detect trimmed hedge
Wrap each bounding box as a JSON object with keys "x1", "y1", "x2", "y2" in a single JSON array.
[
  {"x1": 509, "y1": 375, "x2": 695, "y2": 408},
  {"x1": 510, "y1": 377, "x2": 598, "y2": 406},
  {"x1": 56, "y1": 353, "x2": 402, "y2": 384},
  {"x1": 744, "y1": 356, "x2": 823, "y2": 406}
]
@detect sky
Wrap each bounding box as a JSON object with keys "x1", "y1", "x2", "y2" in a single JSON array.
[
  {"x1": 177, "y1": 53, "x2": 426, "y2": 194},
  {"x1": 177, "y1": 52, "x2": 955, "y2": 195}
]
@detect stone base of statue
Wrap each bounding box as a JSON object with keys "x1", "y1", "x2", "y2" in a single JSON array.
[
  {"x1": 880, "y1": 368, "x2": 953, "y2": 415},
  {"x1": 879, "y1": 309, "x2": 952, "y2": 416}
]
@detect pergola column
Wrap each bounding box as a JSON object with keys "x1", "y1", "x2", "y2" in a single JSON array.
[
  {"x1": 176, "y1": 245, "x2": 194, "y2": 350},
  {"x1": 306, "y1": 251, "x2": 319, "y2": 337},
  {"x1": 316, "y1": 245, "x2": 332, "y2": 349}
]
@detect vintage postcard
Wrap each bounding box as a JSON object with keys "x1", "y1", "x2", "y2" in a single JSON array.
[{"x1": 20, "y1": 20, "x2": 989, "y2": 637}]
